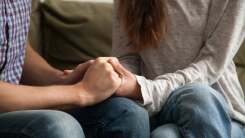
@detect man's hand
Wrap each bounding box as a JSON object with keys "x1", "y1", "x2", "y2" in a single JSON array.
[
  {"x1": 73, "y1": 57, "x2": 122, "y2": 107},
  {"x1": 109, "y1": 58, "x2": 143, "y2": 100},
  {"x1": 60, "y1": 60, "x2": 94, "y2": 84}
]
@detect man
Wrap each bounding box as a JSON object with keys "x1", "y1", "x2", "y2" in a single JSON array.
[{"x1": 0, "y1": 0, "x2": 150, "y2": 138}]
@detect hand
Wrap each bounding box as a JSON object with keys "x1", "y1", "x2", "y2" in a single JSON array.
[
  {"x1": 61, "y1": 60, "x2": 94, "y2": 84},
  {"x1": 109, "y1": 58, "x2": 142, "y2": 100},
  {"x1": 74, "y1": 57, "x2": 122, "y2": 106}
]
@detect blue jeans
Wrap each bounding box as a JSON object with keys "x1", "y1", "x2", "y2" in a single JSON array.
[
  {"x1": 0, "y1": 97, "x2": 150, "y2": 138},
  {"x1": 151, "y1": 84, "x2": 245, "y2": 138}
]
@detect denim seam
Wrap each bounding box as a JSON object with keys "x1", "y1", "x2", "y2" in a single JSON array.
[
  {"x1": 173, "y1": 95, "x2": 188, "y2": 137},
  {"x1": 20, "y1": 112, "x2": 48, "y2": 138},
  {"x1": 100, "y1": 109, "x2": 135, "y2": 137},
  {"x1": 101, "y1": 109, "x2": 128, "y2": 128},
  {"x1": 168, "y1": 98, "x2": 188, "y2": 138}
]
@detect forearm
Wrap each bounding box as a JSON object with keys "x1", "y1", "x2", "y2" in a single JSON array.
[
  {"x1": 0, "y1": 82, "x2": 80, "y2": 112},
  {"x1": 21, "y1": 44, "x2": 65, "y2": 86}
]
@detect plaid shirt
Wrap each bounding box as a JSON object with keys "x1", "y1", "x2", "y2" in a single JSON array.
[{"x1": 0, "y1": 0, "x2": 31, "y2": 84}]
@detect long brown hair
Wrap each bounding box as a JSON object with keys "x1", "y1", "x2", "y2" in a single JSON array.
[{"x1": 118, "y1": 0, "x2": 166, "y2": 51}]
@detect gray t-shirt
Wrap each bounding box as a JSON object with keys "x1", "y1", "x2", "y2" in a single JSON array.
[{"x1": 112, "y1": 0, "x2": 245, "y2": 124}]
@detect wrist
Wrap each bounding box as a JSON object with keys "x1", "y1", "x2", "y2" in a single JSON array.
[
  {"x1": 71, "y1": 83, "x2": 95, "y2": 107},
  {"x1": 122, "y1": 77, "x2": 142, "y2": 100},
  {"x1": 133, "y1": 82, "x2": 143, "y2": 100}
]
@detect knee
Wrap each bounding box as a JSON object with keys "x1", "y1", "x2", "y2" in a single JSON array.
[
  {"x1": 174, "y1": 83, "x2": 227, "y2": 109},
  {"x1": 112, "y1": 97, "x2": 149, "y2": 123},
  {"x1": 172, "y1": 84, "x2": 230, "y2": 123},
  {"x1": 151, "y1": 124, "x2": 181, "y2": 138},
  {"x1": 108, "y1": 97, "x2": 150, "y2": 133},
  {"x1": 25, "y1": 110, "x2": 85, "y2": 138}
]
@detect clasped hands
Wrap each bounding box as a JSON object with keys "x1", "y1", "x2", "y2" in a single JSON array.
[{"x1": 61, "y1": 57, "x2": 141, "y2": 107}]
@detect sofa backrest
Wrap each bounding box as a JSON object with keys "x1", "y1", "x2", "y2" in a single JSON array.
[
  {"x1": 234, "y1": 42, "x2": 245, "y2": 91},
  {"x1": 29, "y1": 0, "x2": 113, "y2": 69},
  {"x1": 29, "y1": 0, "x2": 245, "y2": 92}
]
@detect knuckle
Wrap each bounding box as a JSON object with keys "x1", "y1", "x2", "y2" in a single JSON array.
[
  {"x1": 97, "y1": 57, "x2": 105, "y2": 61},
  {"x1": 88, "y1": 60, "x2": 94, "y2": 64},
  {"x1": 95, "y1": 57, "x2": 103, "y2": 63},
  {"x1": 108, "y1": 57, "x2": 116, "y2": 62},
  {"x1": 97, "y1": 57, "x2": 102, "y2": 60},
  {"x1": 94, "y1": 60, "x2": 100, "y2": 64},
  {"x1": 111, "y1": 57, "x2": 118, "y2": 61},
  {"x1": 77, "y1": 64, "x2": 83, "y2": 68}
]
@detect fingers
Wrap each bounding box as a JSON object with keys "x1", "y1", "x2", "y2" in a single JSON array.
[
  {"x1": 108, "y1": 58, "x2": 129, "y2": 76},
  {"x1": 73, "y1": 60, "x2": 95, "y2": 75},
  {"x1": 93, "y1": 57, "x2": 117, "y2": 70},
  {"x1": 86, "y1": 57, "x2": 128, "y2": 78},
  {"x1": 94, "y1": 57, "x2": 117, "y2": 64},
  {"x1": 76, "y1": 60, "x2": 94, "y2": 70},
  {"x1": 74, "y1": 57, "x2": 127, "y2": 78},
  {"x1": 93, "y1": 58, "x2": 121, "y2": 82}
]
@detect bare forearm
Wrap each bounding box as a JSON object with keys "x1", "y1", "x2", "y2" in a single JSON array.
[
  {"x1": 0, "y1": 82, "x2": 79, "y2": 112},
  {"x1": 21, "y1": 44, "x2": 65, "y2": 86},
  {"x1": 0, "y1": 57, "x2": 124, "y2": 112}
]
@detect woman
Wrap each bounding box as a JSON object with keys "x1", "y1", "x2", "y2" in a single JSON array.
[{"x1": 110, "y1": 0, "x2": 245, "y2": 137}]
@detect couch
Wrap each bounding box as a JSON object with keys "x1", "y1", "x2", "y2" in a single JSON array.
[{"x1": 29, "y1": 0, "x2": 245, "y2": 94}]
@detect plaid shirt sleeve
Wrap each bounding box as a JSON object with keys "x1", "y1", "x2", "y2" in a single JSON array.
[{"x1": 0, "y1": 0, "x2": 31, "y2": 84}]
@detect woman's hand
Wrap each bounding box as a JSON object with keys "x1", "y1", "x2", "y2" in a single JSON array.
[
  {"x1": 109, "y1": 58, "x2": 143, "y2": 100},
  {"x1": 74, "y1": 57, "x2": 122, "y2": 107},
  {"x1": 60, "y1": 60, "x2": 94, "y2": 84}
]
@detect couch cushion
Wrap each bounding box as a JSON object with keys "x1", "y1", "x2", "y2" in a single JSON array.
[
  {"x1": 29, "y1": 0, "x2": 43, "y2": 54},
  {"x1": 41, "y1": 0, "x2": 113, "y2": 69},
  {"x1": 235, "y1": 41, "x2": 245, "y2": 92},
  {"x1": 237, "y1": 66, "x2": 245, "y2": 92},
  {"x1": 235, "y1": 41, "x2": 245, "y2": 67}
]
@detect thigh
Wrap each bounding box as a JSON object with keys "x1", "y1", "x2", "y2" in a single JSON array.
[
  {"x1": 68, "y1": 97, "x2": 150, "y2": 138},
  {"x1": 0, "y1": 110, "x2": 84, "y2": 138}
]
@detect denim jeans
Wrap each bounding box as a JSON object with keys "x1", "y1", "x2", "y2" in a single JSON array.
[
  {"x1": 0, "y1": 97, "x2": 150, "y2": 138},
  {"x1": 151, "y1": 84, "x2": 245, "y2": 138}
]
